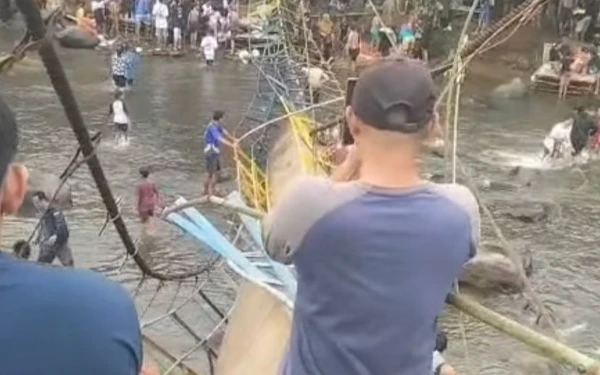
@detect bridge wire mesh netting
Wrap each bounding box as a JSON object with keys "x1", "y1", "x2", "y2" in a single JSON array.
[{"x1": 232, "y1": 0, "x2": 348, "y2": 212}]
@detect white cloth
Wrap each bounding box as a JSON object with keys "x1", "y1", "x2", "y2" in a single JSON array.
[
  {"x1": 152, "y1": 2, "x2": 169, "y2": 29},
  {"x1": 303, "y1": 67, "x2": 329, "y2": 89},
  {"x1": 543, "y1": 119, "x2": 573, "y2": 157},
  {"x1": 201, "y1": 35, "x2": 218, "y2": 60},
  {"x1": 432, "y1": 351, "x2": 445, "y2": 373},
  {"x1": 91, "y1": 0, "x2": 104, "y2": 11},
  {"x1": 111, "y1": 99, "x2": 129, "y2": 124}
]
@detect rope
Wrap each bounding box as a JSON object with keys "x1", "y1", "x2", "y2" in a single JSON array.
[{"x1": 445, "y1": 1, "x2": 476, "y2": 366}]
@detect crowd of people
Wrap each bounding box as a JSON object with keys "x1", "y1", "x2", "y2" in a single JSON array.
[
  {"x1": 82, "y1": 0, "x2": 239, "y2": 52},
  {"x1": 367, "y1": 14, "x2": 429, "y2": 61},
  {"x1": 557, "y1": 0, "x2": 600, "y2": 41}
]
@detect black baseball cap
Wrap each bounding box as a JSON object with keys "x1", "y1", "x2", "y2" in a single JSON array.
[{"x1": 350, "y1": 57, "x2": 436, "y2": 134}]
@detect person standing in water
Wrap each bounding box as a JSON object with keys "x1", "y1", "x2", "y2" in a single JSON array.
[
  {"x1": 111, "y1": 44, "x2": 128, "y2": 91},
  {"x1": 570, "y1": 107, "x2": 598, "y2": 156},
  {"x1": 203, "y1": 110, "x2": 236, "y2": 196},
  {"x1": 171, "y1": 0, "x2": 184, "y2": 50},
  {"x1": 201, "y1": 30, "x2": 219, "y2": 68},
  {"x1": 136, "y1": 167, "x2": 161, "y2": 233},
  {"x1": 187, "y1": 2, "x2": 200, "y2": 49},
  {"x1": 346, "y1": 23, "x2": 360, "y2": 72},
  {"x1": 32, "y1": 191, "x2": 74, "y2": 267},
  {"x1": 109, "y1": 91, "x2": 131, "y2": 144},
  {"x1": 123, "y1": 45, "x2": 142, "y2": 88}
]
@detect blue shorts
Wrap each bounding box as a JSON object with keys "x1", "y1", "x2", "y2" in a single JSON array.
[
  {"x1": 134, "y1": 14, "x2": 150, "y2": 25},
  {"x1": 205, "y1": 152, "x2": 221, "y2": 175}
]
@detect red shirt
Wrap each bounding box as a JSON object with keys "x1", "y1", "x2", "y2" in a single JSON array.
[{"x1": 136, "y1": 179, "x2": 158, "y2": 212}]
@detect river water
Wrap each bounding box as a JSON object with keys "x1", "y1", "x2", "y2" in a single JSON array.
[{"x1": 1, "y1": 28, "x2": 600, "y2": 374}]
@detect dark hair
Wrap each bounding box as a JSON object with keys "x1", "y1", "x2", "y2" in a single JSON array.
[
  {"x1": 213, "y1": 110, "x2": 224, "y2": 121},
  {"x1": 435, "y1": 331, "x2": 448, "y2": 353},
  {"x1": 139, "y1": 166, "x2": 150, "y2": 178},
  {"x1": 0, "y1": 96, "x2": 18, "y2": 185},
  {"x1": 33, "y1": 191, "x2": 49, "y2": 201},
  {"x1": 13, "y1": 240, "x2": 31, "y2": 260}
]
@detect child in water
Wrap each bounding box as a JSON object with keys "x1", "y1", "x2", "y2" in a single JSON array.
[
  {"x1": 109, "y1": 91, "x2": 130, "y2": 145},
  {"x1": 136, "y1": 167, "x2": 161, "y2": 234}
]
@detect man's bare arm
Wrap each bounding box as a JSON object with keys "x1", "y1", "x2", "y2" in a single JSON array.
[
  {"x1": 331, "y1": 145, "x2": 360, "y2": 182},
  {"x1": 263, "y1": 176, "x2": 324, "y2": 264}
]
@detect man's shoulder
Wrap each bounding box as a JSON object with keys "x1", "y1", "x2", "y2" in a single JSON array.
[
  {"x1": 279, "y1": 176, "x2": 364, "y2": 219},
  {"x1": 426, "y1": 182, "x2": 478, "y2": 215},
  {"x1": 283, "y1": 175, "x2": 340, "y2": 201},
  {"x1": 6, "y1": 258, "x2": 133, "y2": 310}
]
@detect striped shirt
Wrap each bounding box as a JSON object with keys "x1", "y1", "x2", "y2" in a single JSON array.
[{"x1": 112, "y1": 53, "x2": 127, "y2": 76}]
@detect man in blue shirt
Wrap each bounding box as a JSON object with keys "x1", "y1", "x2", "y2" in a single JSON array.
[
  {"x1": 0, "y1": 95, "x2": 144, "y2": 375},
  {"x1": 203, "y1": 110, "x2": 236, "y2": 196},
  {"x1": 263, "y1": 59, "x2": 479, "y2": 375}
]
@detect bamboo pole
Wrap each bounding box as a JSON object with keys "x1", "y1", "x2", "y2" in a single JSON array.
[
  {"x1": 447, "y1": 294, "x2": 598, "y2": 374},
  {"x1": 160, "y1": 195, "x2": 264, "y2": 219}
]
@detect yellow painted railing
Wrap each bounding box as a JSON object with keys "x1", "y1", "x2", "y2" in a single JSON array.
[
  {"x1": 234, "y1": 146, "x2": 270, "y2": 213},
  {"x1": 282, "y1": 101, "x2": 331, "y2": 175},
  {"x1": 234, "y1": 99, "x2": 334, "y2": 215}
]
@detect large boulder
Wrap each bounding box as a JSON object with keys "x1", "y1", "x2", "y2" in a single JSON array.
[
  {"x1": 490, "y1": 77, "x2": 528, "y2": 100},
  {"x1": 459, "y1": 242, "x2": 532, "y2": 293},
  {"x1": 55, "y1": 25, "x2": 100, "y2": 49},
  {"x1": 18, "y1": 170, "x2": 73, "y2": 217}
]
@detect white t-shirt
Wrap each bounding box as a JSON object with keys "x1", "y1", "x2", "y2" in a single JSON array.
[
  {"x1": 111, "y1": 99, "x2": 129, "y2": 124},
  {"x1": 152, "y1": 2, "x2": 169, "y2": 29},
  {"x1": 201, "y1": 35, "x2": 218, "y2": 60}
]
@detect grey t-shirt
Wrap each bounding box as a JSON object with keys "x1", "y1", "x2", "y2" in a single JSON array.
[{"x1": 263, "y1": 176, "x2": 479, "y2": 375}]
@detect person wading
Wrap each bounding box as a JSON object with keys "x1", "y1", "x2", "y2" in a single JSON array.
[
  {"x1": 201, "y1": 30, "x2": 219, "y2": 68},
  {"x1": 136, "y1": 166, "x2": 161, "y2": 234},
  {"x1": 263, "y1": 58, "x2": 479, "y2": 375},
  {"x1": 109, "y1": 91, "x2": 131, "y2": 144},
  {"x1": 32, "y1": 191, "x2": 74, "y2": 267},
  {"x1": 203, "y1": 110, "x2": 236, "y2": 196},
  {"x1": 111, "y1": 44, "x2": 128, "y2": 91},
  {"x1": 0, "y1": 94, "x2": 149, "y2": 375},
  {"x1": 152, "y1": 0, "x2": 169, "y2": 49},
  {"x1": 570, "y1": 107, "x2": 598, "y2": 156}
]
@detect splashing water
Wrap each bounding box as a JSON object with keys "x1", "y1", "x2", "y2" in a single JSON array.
[{"x1": 479, "y1": 148, "x2": 594, "y2": 170}]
